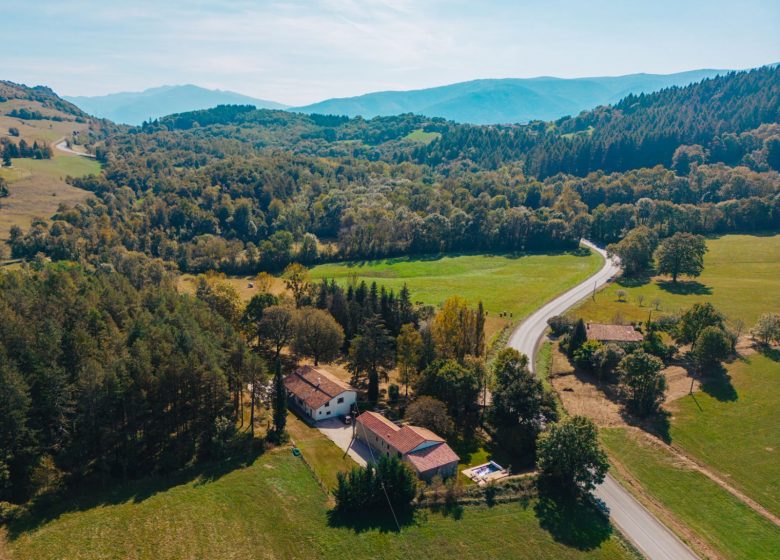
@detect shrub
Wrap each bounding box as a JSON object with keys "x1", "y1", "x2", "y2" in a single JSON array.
[
  {"x1": 387, "y1": 383, "x2": 400, "y2": 404},
  {"x1": 333, "y1": 455, "x2": 417, "y2": 514},
  {"x1": 547, "y1": 315, "x2": 574, "y2": 336}
]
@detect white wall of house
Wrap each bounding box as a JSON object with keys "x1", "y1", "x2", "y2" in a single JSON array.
[{"x1": 312, "y1": 390, "x2": 356, "y2": 421}]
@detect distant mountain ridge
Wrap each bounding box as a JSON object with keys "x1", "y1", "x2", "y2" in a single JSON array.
[
  {"x1": 65, "y1": 84, "x2": 287, "y2": 125},
  {"x1": 64, "y1": 68, "x2": 738, "y2": 126},
  {"x1": 291, "y1": 69, "x2": 727, "y2": 124}
]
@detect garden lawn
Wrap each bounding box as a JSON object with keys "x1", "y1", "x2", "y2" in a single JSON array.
[
  {"x1": 6, "y1": 449, "x2": 637, "y2": 560},
  {"x1": 571, "y1": 233, "x2": 780, "y2": 326},
  {"x1": 602, "y1": 428, "x2": 780, "y2": 560},
  {"x1": 668, "y1": 352, "x2": 780, "y2": 516},
  {"x1": 286, "y1": 412, "x2": 355, "y2": 489},
  {"x1": 310, "y1": 250, "x2": 603, "y2": 324}
]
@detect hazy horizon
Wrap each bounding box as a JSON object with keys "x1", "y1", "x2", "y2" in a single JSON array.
[{"x1": 3, "y1": 0, "x2": 779, "y2": 105}]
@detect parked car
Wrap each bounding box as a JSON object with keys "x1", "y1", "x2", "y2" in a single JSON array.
[{"x1": 341, "y1": 415, "x2": 352, "y2": 425}]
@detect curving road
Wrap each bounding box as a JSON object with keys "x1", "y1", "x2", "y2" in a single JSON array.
[
  {"x1": 507, "y1": 240, "x2": 699, "y2": 560},
  {"x1": 54, "y1": 139, "x2": 96, "y2": 158}
]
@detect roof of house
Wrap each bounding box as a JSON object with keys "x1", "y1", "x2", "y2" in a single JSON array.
[
  {"x1": 283, "y1": 365, "x2": 354, "y2": 410},
  {"x1": 356, "y1": 411, "x2": 449, "y2": 455},
  {"x1": 586, "y1": 323, "x2": 644, "y2": 343},
  {"x1": 406, "y1": 442, "x2": 460, "y2": 474}
]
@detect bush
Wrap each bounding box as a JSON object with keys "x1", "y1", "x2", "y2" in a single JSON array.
[
  {"x1": 333, "y1": 455, "x2": 417, "y2": 514},
  {"x1": 572, "y1": 340, "x2": 602, "y2": 371},
  {"x1": 547, "y1": 315, "x2": 574, "y2": 336},
  {"x1": 388, "y1": 383, "x2": 400, "y2": 404}
]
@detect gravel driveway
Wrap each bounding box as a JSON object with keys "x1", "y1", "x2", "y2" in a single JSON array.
[{"x1": 317, "y1": 418, "x2": 373, "y2": 467}]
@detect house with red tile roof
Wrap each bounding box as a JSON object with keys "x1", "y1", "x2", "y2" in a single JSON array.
[
  {"x1": 355, "y1": 411, "x2": 460, "y2": 480},
  {"x1": 284, "y1": 365, "x2": 356, "y2": 422},
  {"x1": 586, "y1": 322, "x2": 644, "y2": 344}
]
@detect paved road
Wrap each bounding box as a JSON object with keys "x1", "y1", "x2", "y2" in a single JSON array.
[
  {"x1": 54, "y1": 139, "x2": 96, "y2": 158},
  {"x1": 507, "y1": 239, "x2": 699, "y2": 560}
]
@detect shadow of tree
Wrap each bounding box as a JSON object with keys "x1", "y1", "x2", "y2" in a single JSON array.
[
  {"x1": 7, "y1": 444, "x2": 266, "y2": 540},
  {"x1": 700, "y1": 365, "x2": 738, "y2": 402},
  {"x1": 533, "y1": 486, "x2": 613, "y2": 551},
  {"x1": 326, "y1": 506, "x2": 417, "y2": 533},
  {"x1": 759, "y1": 346, "x2": 780, "y2": 362},
  {"x1": 616, "y1": 275, "x2": 653, "y2": 289},
  {"x1": 656, "y1": 280, "x2": 712, "y2": 295}
]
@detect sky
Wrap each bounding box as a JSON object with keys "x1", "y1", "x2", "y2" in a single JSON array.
[{"x1": 2, "y1": 0, "x2": 779, "y2": 106}]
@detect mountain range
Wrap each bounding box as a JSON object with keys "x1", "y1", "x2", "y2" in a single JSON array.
[
  {"x1": 65, "y1": 69, "x2": 729, "y2": 126},
  {"x1": 64, "y1": 85, "x2": 287, "y2": 125}
]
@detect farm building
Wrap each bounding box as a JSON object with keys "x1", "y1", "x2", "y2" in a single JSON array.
[
  {"x1": 355, "y1": 411, "x2": 460, "y2": 480},
  {"x1": 586, "y1": 322, "x2": 644, "y2": 344},
  {"x1": 284, "y1": 365, "x2": 356, "y2": 422}
]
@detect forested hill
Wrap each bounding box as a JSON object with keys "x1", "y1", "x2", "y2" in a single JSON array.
[
  {"x1": 417, "y1": 65, "x2": 780, "y2": 176},
  {"x1": 524, "y1": 65, "x2": 780, "y2": 177},
  {"x1": 140, "y1": 65, "x2": 780, "y2": 177},
  {"x1": 0, "y1": 80, "x2": 89, "y2": 118},
  {"x1": 8, "y1": 64, "x2": 780, "y2": 277}
]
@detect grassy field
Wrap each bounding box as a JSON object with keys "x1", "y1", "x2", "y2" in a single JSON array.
[
  {"x1": 0, "y1": 99, "x2": 100, "y2": 240},
  {"x1": 4, "y1": 449, "x2": 638, "y2": 560},
  {"x1": 602, "y1": 428, "x2": 780, "y2": 560},
  {"x1": 667, "y1": 352, "x2": 780, "y2": 516},
  {"x1": 286, "y1": 412, "x2": 356, "y2": 489},
  {"x1": 571, "y1": 233, "x2": 780, "y2": 327},
  {"x1": 403, "y1": 129, "x2": 442, "y2": 143},
  {"x1": 311, "y1": 250, "x2": 602, "y2": 322}
]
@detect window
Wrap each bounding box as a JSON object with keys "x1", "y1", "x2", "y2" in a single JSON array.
[
  {"x1": 326, "y1": 411, "x2": 331, "y2": 416},
  {"x1": 324, "y1": 402, "x2": 329, "y2": 407},
  {"x1": 337, "y1": 397, "x2": 344, "y2": 404}
]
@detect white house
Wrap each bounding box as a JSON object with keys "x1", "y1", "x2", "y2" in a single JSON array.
[{"x1": 284, "y1": 365, "x2": 356, "y2": 422}]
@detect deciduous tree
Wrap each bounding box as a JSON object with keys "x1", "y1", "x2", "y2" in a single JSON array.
[
  {"x1": 404, "y1": 396, "x2": 454, "y2": 437},
  {"x1": 617, "y1": 351, "x2": 666, "y2": 416},
  {"x1": 292, "y1": 307, "x2": 344, "y2": 366},
  {"x1": 654, "y1": 232, "x2": 707, "y2": 283},
  {"x1": 536, "y1": 416, "x2": 609, "y2": 495}
]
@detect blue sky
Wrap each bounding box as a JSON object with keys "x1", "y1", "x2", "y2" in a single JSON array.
[{"x1": 3, "y1": 0, "x2": 779, "y2": 105}]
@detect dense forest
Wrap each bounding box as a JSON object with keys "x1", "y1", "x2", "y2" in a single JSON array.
[{"x1": 8, "y1": 67, "x2": 780, "y2": 273}]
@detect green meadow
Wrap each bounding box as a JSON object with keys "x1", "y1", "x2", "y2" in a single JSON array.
[
  {"x1": 5, "y1": 449, "x2": 637, "y2": 560},
  {"x1": 602, "y1": 427, "x2": 780, "y2": 560},
  {"x1": 570, "y1": 233, "x2": 780, "y2": 327},
  {"x1": 311, "y1": 250, "x2": 603, "y2": 321}
]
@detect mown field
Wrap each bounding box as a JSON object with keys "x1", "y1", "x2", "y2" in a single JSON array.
[
  {"x1": 4, "y1": 449, "x2": 637, "y2": 560},
  {"x1": 668, "y1": 352, "x2": 780, "y2": 516},
  {"x1": 571, "y1": 233, "x2": 780, "y2": 326},
  {"x1": 311, "y1": 250, "x2": 603, "y2": 339},
  {"x1": 602, "y1": 428, "x2": 780, "y2": 560}
]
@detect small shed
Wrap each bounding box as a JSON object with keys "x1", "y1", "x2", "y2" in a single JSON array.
[{"x1": 586, "y1": 323, "x2": 644, "y2": 344}]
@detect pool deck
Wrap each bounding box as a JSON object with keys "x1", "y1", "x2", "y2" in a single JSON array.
[{"x1": 462, "y1": 462, "x2": 509, "y2": 486}]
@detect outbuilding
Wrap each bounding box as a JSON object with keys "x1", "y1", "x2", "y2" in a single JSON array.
[{"x1": 586, "y1": 322, "x2": 644, "y2": 344}]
